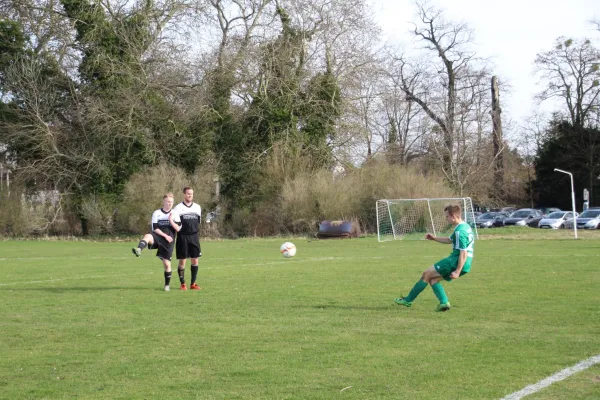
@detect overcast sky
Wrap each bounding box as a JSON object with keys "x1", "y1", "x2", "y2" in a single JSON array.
[{"x1": 372, "y1": 0, "x2": 600, "y2": 123}]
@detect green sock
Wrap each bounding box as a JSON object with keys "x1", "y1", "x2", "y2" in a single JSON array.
[
  {"x1": 404, "y1": 280, "x2": 428, "y2": 302},
  {"x1": 431, "y1": 282, "x2": 448, "y2": 304}
]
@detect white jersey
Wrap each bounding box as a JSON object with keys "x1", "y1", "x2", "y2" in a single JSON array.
[
  {"x1": 151, "y1": 208, "x2": 180, "y2": 238},
  {"x1": 173, "y1": 202, "x2": 202, "y2": 235}
]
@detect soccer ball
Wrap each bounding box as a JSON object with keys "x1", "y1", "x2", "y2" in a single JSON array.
[{"x1": 280, "y1": 242, "x2": 296, "y2": 258}]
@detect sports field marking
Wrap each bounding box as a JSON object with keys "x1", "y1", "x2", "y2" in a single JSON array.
[
  {"x1": 500, "y1": 354, "x2": 600, "y2": 400},
  {"x1": 0, "y1": 271, "x2": 154, "y2": 287}
]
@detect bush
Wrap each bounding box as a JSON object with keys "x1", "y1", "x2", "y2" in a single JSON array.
[
  {"x1": 0, "y1": 183, "x2": 68, "y2": 236},
  {"x1": 274, "y1": 161, "x2": 456, "y2": 235},
  {"x1": 0, "y1": 160, "x2": 457, "y2": 238},
  {"x1": 221, "y1": 158, "x2": 456, "y2": 237},
  {"x1": 116, "y1": 163, "x2": 218, "y2": 234},
  {"x1": 78, "y1": 194, "x2": 120, "y2": 235}
]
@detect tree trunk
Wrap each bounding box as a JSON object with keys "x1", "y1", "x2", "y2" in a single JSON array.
[
  {"x1": 81, "y1": 218, "x2": 89, "y2": 236},
  {"x1": 491, "y1": 76, "x2": 504, "y2": 200},
  {"x1": 445, "y1": 64, "x2": 455, "y2": 174}
]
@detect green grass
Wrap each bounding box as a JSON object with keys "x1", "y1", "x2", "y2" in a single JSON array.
[{"x1": 0, "y1": 234, "x2": 599, "y2": 399}]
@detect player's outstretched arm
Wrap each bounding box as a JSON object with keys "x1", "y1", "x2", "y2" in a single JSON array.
[{"x1": 425, "y1": 233, "x2": 451, "y2": 244}]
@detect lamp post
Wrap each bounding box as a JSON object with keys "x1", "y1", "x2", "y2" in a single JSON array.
[{"x1": 554, "y1": 168, "x2": 577, "y2": 239}]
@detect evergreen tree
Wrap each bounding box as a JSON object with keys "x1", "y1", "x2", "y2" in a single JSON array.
[{"x1": 533, "y1": 121, "x2": 600, "y2": 208}]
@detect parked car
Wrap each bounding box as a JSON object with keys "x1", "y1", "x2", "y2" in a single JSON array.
[
  {"x1": 527, "y1": 216, "x2": 543, "y2": 228},
  {"x1": 475, "y1": 212, "x2": 506, "y2": 228},
  {"x1": 575, "y1": 209, "x2": 600, "y2": 230},
  {"x1": 524, "y1": 207, "x2": 562, "y2": 227},
  {"x1": 500, "y1": 207, "x2": 517, "y2": 214},
  {"x1": 564, "y1": 217, "x2": 575, "y2": 229},
  {"x1": 538, "y1": 207, "x2": 561, "y2": 216},
  {"x1": 504, "y1": 208, "x2": 544, "y2": 227},
  {"x1": 472, "y1": 211, "x2": 482, "y2": 220},
  {"x1": 538, "y1": 211, "x2": 577, "y2": 229}
]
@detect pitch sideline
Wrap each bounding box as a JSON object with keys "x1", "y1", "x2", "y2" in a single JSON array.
[{"x1": 500, "y1": 354, "x2": 600, "y2": 400}]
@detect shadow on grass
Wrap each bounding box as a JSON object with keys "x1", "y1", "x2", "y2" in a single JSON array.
[
  {"x1": 300, "y1": 304, "x2": 392, "y2": 311},
  {"x1": 299, "y1": 304, "x2": 460, "y2": 311}
]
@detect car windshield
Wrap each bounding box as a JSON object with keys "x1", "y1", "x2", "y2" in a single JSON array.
[
  {"x1": 547, "y1": 212, "x2": 565, "y2": 219},
  {"x1": 510, "y1": 211, "x2": 530, "y2": 218},
  {"x1": 579, "y1": 210, "x2": 600, "y2": 218},
  {"x1": 479, "y1": 213, "x2": 496, "y2": 219}
]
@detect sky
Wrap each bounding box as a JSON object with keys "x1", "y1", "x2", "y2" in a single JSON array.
[{"x1": 372, "y1": 0, "x2": 600, "y2": 123}]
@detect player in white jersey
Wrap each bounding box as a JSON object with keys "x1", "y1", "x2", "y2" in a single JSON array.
[
  {"x1": 132, "y1": 193, "x2": 181, "y2": 291},
  {"x1": 172, "y1": 187, "x2": 202, "y2": 290}
]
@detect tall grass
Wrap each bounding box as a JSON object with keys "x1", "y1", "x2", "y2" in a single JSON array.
[
  {"x1": 222, "y1": 143, "x2": 457, "y2": 236},
  {"x1": 116, "y1": 163, "x2": 218, "y2": 234},
  {"x1": 0, "y1": 155, "x2": 469, "y2": 237},
  {"x1": 280, "y1": 162, "x2": 456, "y2": 233},
  {"x1": 0, "y1": 183, "x2": 68, "y2": 236}
]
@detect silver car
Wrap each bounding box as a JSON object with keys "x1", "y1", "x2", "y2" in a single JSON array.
[
  {"x1": 503, "y1": 209, "x2": 543, "y2": 227},
  {"x1": 538, "y1": 211, "x2": 577, "y2": 229},
  {"x1": 575, "y1": 209, "x2": 600, "y2": 230}
]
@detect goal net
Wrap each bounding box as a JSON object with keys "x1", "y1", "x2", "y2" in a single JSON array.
[{"x1": 376, "y1": 197, "x2": 478, "y2": 242}]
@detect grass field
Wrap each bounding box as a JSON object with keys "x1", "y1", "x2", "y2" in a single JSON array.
[{"x1": 1, "y1": 231, "x2": 599, "y2": 399}]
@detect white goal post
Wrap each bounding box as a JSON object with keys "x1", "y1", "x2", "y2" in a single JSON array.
[{"x1": 376, "y1": 197, "x2": 479, "y2": 242}]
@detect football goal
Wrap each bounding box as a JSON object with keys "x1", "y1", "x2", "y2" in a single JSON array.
[{"x1": 376, "y1": 197, "x2": 479, "y2": 242}]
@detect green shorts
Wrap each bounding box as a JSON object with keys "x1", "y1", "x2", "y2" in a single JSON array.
[{"x1": 434, "y1": 256, "x2": 472, "y2": 281}]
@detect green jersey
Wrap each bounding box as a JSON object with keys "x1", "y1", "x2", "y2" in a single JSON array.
[{"x1": 449, "y1": 222, "x2": 474, "y2": 259}]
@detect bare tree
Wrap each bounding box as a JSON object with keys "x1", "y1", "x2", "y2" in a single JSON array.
[
  {"x1": 381, "y1": 88, "x2": 426, "y2": 165},
  {"x1": 491, "y1": 76, "x2": 504, "y2": 199},
  {"x1": 203, "y1": 0, "x2": 275, "y2": 97},
  {"x1": 353, "y1": 69, "x2": 380, "y2": 159},
  {"x1": 380, "y1": 52, "x2": 429, "y2": 165},
  {"x1": 400, "y1": 2, "x2": 477, "y2": 172},
  {"x1": 517, "y1": 112, "x2": 553, "y2": 207},
  {"x1": 389, "y1": 2, "x2": 497, "y2": 195},
  {"x1": 0, "y1": 0, "x2": 74, "y2": 60},
  {"x1": 1, "y1": 0, "x2": 200, "y2": 211},
  {"x1": 1, "y1": 56, "x2": 90, "y2": 190},
  {"x1": 534, "y1": 37, "x2": 600, "y2": 128}
]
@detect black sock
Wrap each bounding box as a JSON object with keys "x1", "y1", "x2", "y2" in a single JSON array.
[
  {"x1": 191, "y1": 265, "x2": 199, "y2": 284},
  {"x1": 164, "y1": 271, "x2": 172, "y2": 286},
  {"x1": 138, "y1": 240, "x2": 147, "y2": 250},
  {"x1": 178, "y1": 268, "x2": 185, "y2": 284}
]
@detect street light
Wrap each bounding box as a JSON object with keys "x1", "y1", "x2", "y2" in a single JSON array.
[{"x1": 554, "y1": 168, "x2": 577, "y2": 239}]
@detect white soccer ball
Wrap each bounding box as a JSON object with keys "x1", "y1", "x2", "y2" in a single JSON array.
[{"x1": 280, "y1": 242, "x2": 296, "y2": 258}]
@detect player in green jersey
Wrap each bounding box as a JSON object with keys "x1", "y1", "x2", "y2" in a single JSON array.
[{"x1": 394, "y1": 204, "x2": 474, "y2": 312}]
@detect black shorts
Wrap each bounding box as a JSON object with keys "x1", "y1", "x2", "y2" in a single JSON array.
[
  {"x1": 150, "y1": 232, "x2": 175, "y2": 261},
  {"x1": 176, "y1": 233, "x2": 202, "y2": 260}
]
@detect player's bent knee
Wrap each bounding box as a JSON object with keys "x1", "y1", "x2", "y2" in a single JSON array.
[
  {"x1": 423, "y1": 267, "x2": 442, "y2": 283},
  {"x1": 421, "y1": 266, "x2": 434, "y2": 277}
]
